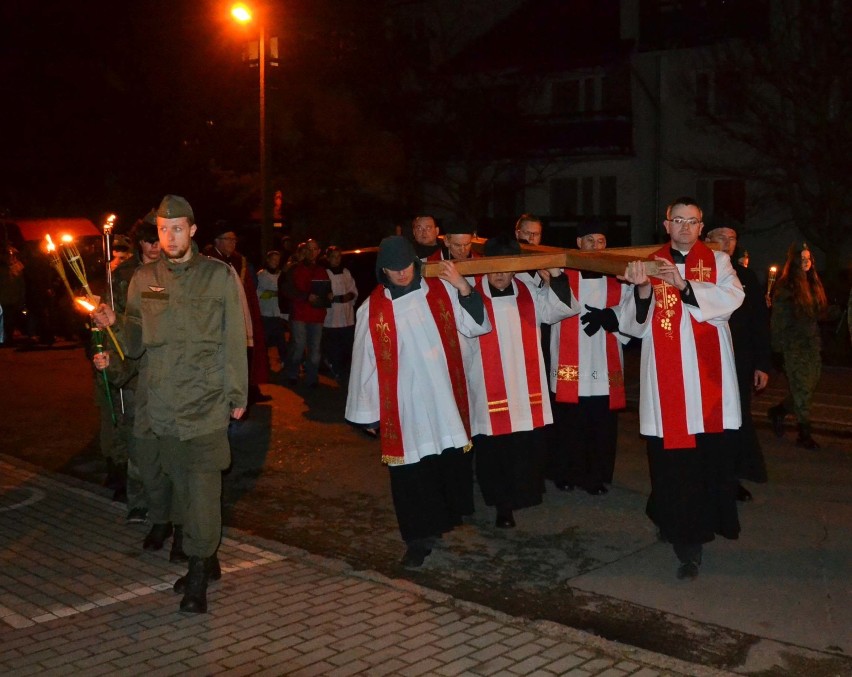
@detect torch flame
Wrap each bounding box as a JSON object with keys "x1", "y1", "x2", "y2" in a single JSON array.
[
  {"x1": 769, "y1": 266, "x2": 777, "y2": 273},
  {"x1": 45, "y1": 234, "x2": 56, "y2": 253},
  {"x1": 61, "y1": 234, "x2": 73, "y2": 243},
  {"x1": 75, "y1": 298, "x2": 96, "y2": 312}
]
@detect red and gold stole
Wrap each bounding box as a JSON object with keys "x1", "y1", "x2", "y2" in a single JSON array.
[
  {"x1": 368, "y1": 280, "x2": 472, "y2": 464},
  {"x1": 555, "y1": 271, "x2": 626, "y2": 410},
  {"x1": 650, "y1": 240, "x2": 723, "y2": 449},
  {"x1": 475, "y1": 278, "x2": 544, "y2": 435}
]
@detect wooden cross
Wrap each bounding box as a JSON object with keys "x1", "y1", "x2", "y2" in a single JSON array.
[{"x1": 420, "y1": 239, "x2": 720, "y2": 278}]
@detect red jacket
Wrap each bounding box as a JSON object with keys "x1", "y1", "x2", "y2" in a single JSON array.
[{"x1": 290, "y1": 263, "x2": 329, "y2": 323}]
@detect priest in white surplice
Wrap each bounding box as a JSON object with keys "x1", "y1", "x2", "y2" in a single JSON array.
[
  {"x1": 463, "y1": 235, "x2": 578, "y2": 529},
  {"x1": 548, "y1": 221, "x2": 631, "y2": 497},
  {"x1": 345, "y1": 236, "x2": 491, "y2": 567},
  {"x1": 620, "y1": 197, "x2": 744, "y2": 581}
]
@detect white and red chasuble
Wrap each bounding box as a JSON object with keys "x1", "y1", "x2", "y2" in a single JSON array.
[
  {"x1": 463, "y1": 276, "x2": 576, "y2": 437},
  {"x1": 620, "y1": 245, "x2": 744, "y2": 448},
  {"x1": 345, "y1": 277, "x2": 491, "y2": 465},
  {"x1": 548, "y1": 272, "x2": 630, "y2": 408}
]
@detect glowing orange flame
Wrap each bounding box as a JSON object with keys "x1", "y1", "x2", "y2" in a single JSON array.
[
  {"x1": 231, "y1": 3, "x2": 252, "y2": 23},
  {"x1": 75, "y1": 298, "x2": 96, "y2": 312},
  {"x1": 61, "y1": 234, "x2": 73, "y2": 243}
]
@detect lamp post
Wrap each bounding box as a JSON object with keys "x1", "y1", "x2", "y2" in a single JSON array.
[{"x1": 231, "y1": 3, "x2": 271, "y2": 256}]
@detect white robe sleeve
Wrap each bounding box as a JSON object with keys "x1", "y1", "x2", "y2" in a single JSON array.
[
  {"x1": 619, "y1": 286, "x2": 652, "y2": 339},
  {"x1": 530, "y1": 277, "x2": 579, "y2": 325},
  {"x1": 438, "y1": 278, "x2": 492, "y2": 338},
  {"x1": 344, "y1": 299, "x2": 379, "y2": 425}
]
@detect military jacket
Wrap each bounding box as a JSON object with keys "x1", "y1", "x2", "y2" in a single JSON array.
[{"x1": 116, "y1": 244, "x2": 248, "y2": 441}]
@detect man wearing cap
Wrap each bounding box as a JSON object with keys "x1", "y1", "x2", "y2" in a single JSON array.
[
  {"x1": 345, "y1": 236, "x2": 491, "y2": 567},
  {"x1": 411, "y1": 215, "x2": 446, "y2": 261},
  {"x1": 205, "y1": 226, "x2": 270, "y2": 405},
  {"x1": 463, "y1": 235, "x2": 577, "y2": 528},
  {"x1": 704, "y1": 224, "x2": 770, "y2": 501},
  {"x1": 94, "y1": 195, "x2": 247, "y2": 613},
  {"x1": 548, "y1": 221, "x2": 631, "y2": 496},
  {"x1": 444, "y1": 223, "x2": 478, "y2": 262},
  {"x1": 620, "y1": 197, "x2": 744, "y2": 580}
]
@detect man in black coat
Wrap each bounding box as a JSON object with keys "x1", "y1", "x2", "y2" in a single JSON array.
[{"x1": 705, "y1": 225, "x2": 770, "y2": 500}]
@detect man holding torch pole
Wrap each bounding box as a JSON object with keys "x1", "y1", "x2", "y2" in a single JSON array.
[{"x1": 94, "y1": 195, "x2": 247, "y2": 614}]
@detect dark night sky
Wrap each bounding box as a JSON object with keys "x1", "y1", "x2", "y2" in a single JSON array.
[{"x1": 0, "y1": 0, "x2": 281, "y2": 228}]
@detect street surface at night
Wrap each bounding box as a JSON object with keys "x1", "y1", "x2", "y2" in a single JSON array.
[{"x1": 1, "y1": 343, "x2": 850, "y2": 676}]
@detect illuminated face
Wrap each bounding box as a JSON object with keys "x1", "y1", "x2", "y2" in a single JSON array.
[
  {"x1": 515, "y1": 220, "x2": 542, "y2": 245},
  {"x1": 800, "y1": 250, "x2": 812, "y2": 272},
  {"x1": 215, "y1": 232, "x2": 238, "y2": 257},
  {"x1": 487, "y1": 271, "x2": 515, "y2": 291},
  {"x1": 140, "y1": 239, "x2": 161, "y2": 264},
  {"x1": 705, "y1": 227, "x2": 737, "y2": 258},
  {"x1": 445, "y1": 234, "x2": 473, "y2": 260},
  {"x1": 327, "y1": 250, "x2": 341, "y2": 267},
  {"x1": 577, "y1": 233, "x2": 607, "y2": 251},
  {"x1": 157, "y1": 217, "x2": 196, "y2": 262},
  {"x1": 266, "y1": 252, "x2": 282, "y2": 269},
  {"x1": 305, "y1": 240, "x2": 321, "y2": 262},
  {"x1": 384, "y1": 263, "x2": 414, "y2": 287},
  {"x1": 412, "y1": 217, "x2": 439, "y2": 246},
  {"x1": 664, "y1": 204, "x2": 703, "y2": 250}
]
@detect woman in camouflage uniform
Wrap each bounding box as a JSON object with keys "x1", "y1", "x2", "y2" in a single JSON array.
[{"x1": 768, "y1": 243, "x2": 827, "y2": 449}]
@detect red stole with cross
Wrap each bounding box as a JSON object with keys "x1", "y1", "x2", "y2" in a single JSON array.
[
  {"x1": 368, "y1": 279, "x2": 471, "y2": 464},
  {"x1": 651, "y1": 240, "x2": 723, "y2": 449},
  {"x1": 555, "y1": 271, "x2": 626, "y2": 410},
  {"x1": 475, "y1": 277, "x2": 545, "y2": 436}
]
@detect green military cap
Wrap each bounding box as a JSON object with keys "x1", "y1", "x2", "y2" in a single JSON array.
[
  {"x1": 157, "y1": 195, "x2": 195, "y2": 221},
  {"x1": 142, "y1": 208, "x2": 158, "y2": 226}
]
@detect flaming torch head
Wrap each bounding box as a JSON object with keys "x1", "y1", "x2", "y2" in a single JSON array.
[
  {"x1": 75, "y1": 298, "x2": 96, "y2": 313},
  {"x1": 45, "y1": 234, "x2": 56, "y2": 253}
]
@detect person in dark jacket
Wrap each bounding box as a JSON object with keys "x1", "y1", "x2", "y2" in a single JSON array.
[{"x1": 705, "y1": 225, "x2": 770, "y2": 500}]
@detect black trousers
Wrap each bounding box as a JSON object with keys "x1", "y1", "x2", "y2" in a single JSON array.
[
  {"x1": 551, "y1": 396, "x2": 618, "y2": 489},
  {"x1": 734, "y1": 362, "x2": 768, "y2": 483},
  {"x1": 474, "y1": 428, "x2": 546, "y2": 511},
  {"x1": 388, "y1": 447, "x2": 473, "y2": 543},
  {"x1": 646, "y1": 431, "x2": 740, "y2": 546}
]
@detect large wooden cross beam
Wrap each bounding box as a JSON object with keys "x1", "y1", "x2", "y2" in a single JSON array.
[{"x1": 421, "y1": 239, "x2": 720, "y2": 278}]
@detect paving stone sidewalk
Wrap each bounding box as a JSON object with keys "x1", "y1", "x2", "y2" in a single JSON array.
[{"x1": 0, "y1": 455, "x2": 734, "y2": 676}]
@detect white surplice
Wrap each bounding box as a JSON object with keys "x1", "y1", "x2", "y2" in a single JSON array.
[
  {"x1": 463, "y1": 277, "x2": 577, "y2": 437},
  {"x1": 619, "y1": 250, "x2": 745, "y2": 439},
  {"x1": 345, "y1": 277, "x2": 491, "y2": 464},
  {"x1": 548, "y1": 277, "x2": 631, "y2": 397}
]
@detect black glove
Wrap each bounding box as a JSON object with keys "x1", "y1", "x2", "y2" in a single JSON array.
[{"x1": 580, "y1": 305, "x2": 618, "y2": 336}]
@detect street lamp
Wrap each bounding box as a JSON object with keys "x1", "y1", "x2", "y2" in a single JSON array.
[{"x1": 231, "y1": 3, "x2": 271, "y2": 256}]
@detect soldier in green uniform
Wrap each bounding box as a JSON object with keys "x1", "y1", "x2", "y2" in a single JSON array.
[
  {"x1": 768, "y1": 243, "x2": 827, "y2": 449},
  {"x1": 94, "y1": 195, "x2": 247, "y2": 613}
]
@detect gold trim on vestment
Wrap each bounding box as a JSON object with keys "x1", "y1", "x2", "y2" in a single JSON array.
[{"x1": 557, "y1": 364, "x2": 579, "y2": 382}]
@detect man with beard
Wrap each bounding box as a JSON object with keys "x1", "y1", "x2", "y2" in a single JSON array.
[{"x1": 94, "y1": 195, "x2": 247, "y2": 613}]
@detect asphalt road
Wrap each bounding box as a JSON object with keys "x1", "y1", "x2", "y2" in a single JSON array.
[{"x1": 1, "y1": 342, "x2": 850, "y2": 676}]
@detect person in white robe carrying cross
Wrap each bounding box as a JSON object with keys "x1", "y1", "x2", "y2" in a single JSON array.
[{"x1": 619, "y1": 196, "x2": 745, "y2": 581}]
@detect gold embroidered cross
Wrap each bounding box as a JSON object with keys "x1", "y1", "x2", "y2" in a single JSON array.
[
  {"x1": 375, "y1": 313, "x2": 390, "y2": 343},
  {"x1": 689, "y1": 259, "x2": 711, "y2": 281}
]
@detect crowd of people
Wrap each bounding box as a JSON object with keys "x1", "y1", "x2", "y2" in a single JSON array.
[{"x1": 2, "y1": 193, "x2": 844, "y2": 614}]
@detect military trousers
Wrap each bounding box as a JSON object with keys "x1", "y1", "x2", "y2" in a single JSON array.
[
  {"x1": 134, "y1": 436, "x2": 174, "y2": 525},
  {"x1": 159, "y1": 430, "x2": 231, "y2": 558},
  {"x1": 781, "y1": 348, "x2": 821, "y2": 427}
]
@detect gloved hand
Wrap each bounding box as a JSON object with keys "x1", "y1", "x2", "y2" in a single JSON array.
[{"x1": 580, "y1": 305, "x2": 618, "y2": 336}]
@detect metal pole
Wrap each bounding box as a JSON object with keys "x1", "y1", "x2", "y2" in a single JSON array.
[{"x1": 259, "y1": 23, "x2": 270, "y2": 257}]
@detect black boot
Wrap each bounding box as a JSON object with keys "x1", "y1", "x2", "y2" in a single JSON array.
[
  {"x1": 173, "y1": 555, "x2": 221, "y2": 594},
  {"x1": 169, "y1": 525, "x2": 189, "y2": 563},
  {"x1": 796, "y1": 424, "x2": 820, "y2": 449},
  {"x1": 767, "y1": 404, "x2": 786, "y2": 438},
  {"x1": 112, "y1": 462, "x2": 128, "y2": 503},
  {"x1": 142, "y1": 522, "x2": 173, "y2": 551},
  {"x1": 179, "y1": 556, "x2": 210, "y2": 613}
]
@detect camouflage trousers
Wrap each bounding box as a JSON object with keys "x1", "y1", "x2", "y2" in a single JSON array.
[{"x1": 781, "y1": 349, "x2": 821, "y2": 427}]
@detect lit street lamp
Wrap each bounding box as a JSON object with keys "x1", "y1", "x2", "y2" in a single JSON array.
[{"x1": 231, "y1": 3, "x2": 272, "y2": 256}]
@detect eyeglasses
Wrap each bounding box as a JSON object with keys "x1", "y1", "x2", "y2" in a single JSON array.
[{"x1": 669, "y1": 217, "x2": 702, "y2": 227}]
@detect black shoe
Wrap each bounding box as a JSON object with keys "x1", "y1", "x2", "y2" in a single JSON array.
[
  {"x1": 400, "y1": 545, "x2": 431, "y2": 568},
  {"x1": 169, "y1": 525, "x2": 189, "y2": 563},
  {"x1": 768, "y1": 405, "x2": 786, "y2": 438},
  {"x1": 179, "y1": 557, "x2": 210, "y2": 613},
  {"x1": 174, "y1": 555, "x2": 221, "y2": 593},
  {"x1": 495, "y1": 510, "x2": 516, "y2": 529},
  {"x1": 254, "y1": 393, "x2": 273, "y2": 403},
  {"x1": 112, "y1": 486, "x2": 128, "y2": 503},
  {"x1": 126, "y1": 507, "x2": 148, "y2": 524},
  {"x1": 142, "y1": 523, "x2": 173, "y2": 551},
  {"x1": 586, "y1": 484, "x2": 608, "y2": 496},
  {"x1": 553, "y1": 480, "x2": 574, "y2": 492},
  {"x1": 736, "y1": 484, "x2": 753, "y2": 502},
  {"x1": 676, "y1": 560, "x2": 700, "y2": 580}
]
